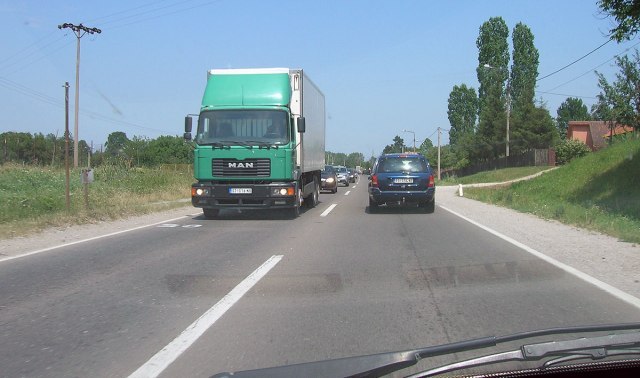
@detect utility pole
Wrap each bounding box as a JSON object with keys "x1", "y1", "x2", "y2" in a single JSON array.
[
  {"x1": 58, "y1": 23, "x2": 101, "y2": 168},
  {"x1": 437, "y1": 127, "x2": 441, "y2": 180},
  {"x1": 64, "y1": 82, "x2": 70, "y2": 211}
]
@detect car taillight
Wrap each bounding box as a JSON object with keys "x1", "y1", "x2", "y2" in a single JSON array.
[
  {"x1": 428, "y1": 175, "x2": 434, "y2": 187},
  {"x1": 371, "y1": 174, "x2": 379, "y2": 187}
]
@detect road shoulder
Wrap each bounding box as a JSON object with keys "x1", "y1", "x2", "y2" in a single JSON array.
[{"x1": 437, "y1": 185, "x2": 640, "y2": 300}]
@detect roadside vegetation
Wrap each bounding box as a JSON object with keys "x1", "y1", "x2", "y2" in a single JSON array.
[
  {"x1": 0, "y1": 164, "x2": 193, "y2": 240},
  {"x1": 464, "y1": 137, "x2": 640, "y2": 243},
  {"x1": 437, "y1": 166, "x2": 551, "y2": 186}
]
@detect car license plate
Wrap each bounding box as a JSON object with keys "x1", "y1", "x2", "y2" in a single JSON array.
[
  {"x1": 394, "y1": 178, "x2": 413, "y2": 184},
  {"x1": 229, "y1": 188, "x2": 252, "y2": 194}
]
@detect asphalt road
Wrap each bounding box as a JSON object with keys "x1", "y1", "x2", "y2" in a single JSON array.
[{"x1": 1, "y1": 179, "x2": 639, "y2": 377}]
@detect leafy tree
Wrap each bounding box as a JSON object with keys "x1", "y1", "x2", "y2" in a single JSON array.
[
  {"x1": 556, "y1": 97, "x2": 590, "y2": 139},
  {"x1": 510, "y1": 23, "x2": 538, "y2": 117},
  {"x1": 598, "y1": 0, "x2": 640, "y2": 41},
  {"x1": 510, "y1": 103, "x2": 558, "y2": 154},
  {"x1": 145, "y1": 135, "x2": 192, "y2": 166},
  {"x1": 382, "y1": 135, "x2": 406, "y2": 154},
  {"x1": 447, "y1": 84, "x2": 478, "y2": 145},
  {"x1": 418, "y1": 138, "x2": 433, "y2": 156},
  {"x1": 594, "y1": 50, "x2": 640, "y2": 131},
  {"x1": 105, "y1": 131, "x2": 129, "y2": 157},
  {"x1": 476, "y1": 17, "x2": 510, "y2": 159}
]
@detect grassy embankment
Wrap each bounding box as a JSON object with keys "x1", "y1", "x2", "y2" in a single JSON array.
[
  {"x1": 437, "y1": 166, "x2": 552, "y2": 186},
  {"x1": 463, "y1": 137, "x2": 640, "y2": 244},
  {"x1": 0, "y1": 164, "x2": 194, "y2": 239}
]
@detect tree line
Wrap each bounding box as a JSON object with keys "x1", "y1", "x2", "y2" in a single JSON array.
[
  {"x1": 382, "y1": 9, "x2": 640, "y2": 171},
  {"x1": 1, "y1": 131, "x2": 192, "y2": 167}
]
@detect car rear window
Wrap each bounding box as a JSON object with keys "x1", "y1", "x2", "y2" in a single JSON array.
[{"x1": 378, "y1": 157, "x2": 427, "y2": 173}]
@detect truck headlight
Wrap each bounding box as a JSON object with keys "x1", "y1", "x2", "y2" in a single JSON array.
[
  {"x1": 192, "y1": 187, "x2": 210, "y2": 196},
  {"x1": 272, "y1": 187, "x2": 295, "y2": 196}
]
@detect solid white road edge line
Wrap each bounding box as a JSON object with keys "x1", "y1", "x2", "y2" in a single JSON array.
[
  {"x1": 440, "y1": 205, "x2": 640, "y2": 310},
  {"x1": 0, "y1": 214, "x2": 197, "y2": 263},
  {"x1": 128, "y1": 254, "x2": 284, "y2": 378},
  {"x1": 320, "y1": 204, "x2": 338, "y2": 217}
]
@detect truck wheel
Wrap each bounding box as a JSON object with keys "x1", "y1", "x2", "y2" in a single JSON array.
[
  {"x1": 305, "y1": 178, "x2": 319, "y2": 208},
  {"x1": 290, "y1": 187, "x2": 303, "y2": 218},
  {"x1": 203, "y1": 208, "x2": 219, "y2": 219}
]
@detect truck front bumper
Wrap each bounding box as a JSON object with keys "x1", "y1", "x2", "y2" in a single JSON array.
[{"x1": 191, "y1": 182, "x2": 298, "y2": 210}]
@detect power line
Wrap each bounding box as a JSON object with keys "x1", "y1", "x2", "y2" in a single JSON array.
[
  {"x1": 537, "y1": 39, "x2": 612, "y2": 82},
  {"x1": 535, "y1": 90, "x2": 597, "y2": 100},
  {"x1": 543, "y1": 40, "x2": 640, "y2": 93}
]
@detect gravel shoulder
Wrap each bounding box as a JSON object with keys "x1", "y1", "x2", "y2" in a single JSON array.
[
  {"x1": 0, "y1": 205, "x2": 198, "y2": 261},
  {"x1": 437, "y1": 185, "x2": 640, "y2": 300}
]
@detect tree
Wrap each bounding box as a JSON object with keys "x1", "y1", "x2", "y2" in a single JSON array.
[
  {"x1": 104, "y1": 131, "x2": 129, "y2": 157},
  {"x1": 510, "y1": 23, "x2": 538, "y2": 117},
  {"x1": 510, "y1": 103, "x2": 558, "y2": 154},
  {"x1": 145, "y1": 135, "x2": 192, "y2": 166},
  {"x1": 598, "y1": 0, "x2": 640, "y2": 41},
  {"x1": 447, "y1": 84, "x2": 478, "y2": 145},
  {"x1": 382, "y1": 136, "x2": 406, "y2": 154},
  {"x1": 594, "y1": 50, "x2": 640, "y2": 131},
  {"x1": 557, "y1": 97, "x2": 590, "y2": 139},
  {"x1": 476, "y1": 17, "x2": 510, "y2": 159}
]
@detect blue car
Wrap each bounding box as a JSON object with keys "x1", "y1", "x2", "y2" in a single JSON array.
[{"x1": 368, "y1": 153, "x2": 435, "y2": 213}]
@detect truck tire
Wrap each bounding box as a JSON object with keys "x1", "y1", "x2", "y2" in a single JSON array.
[
  {"x1": 203, "y1": 208, "x2": 219, "y2": 219},
  {"x1": 289, "y1": 187, "x2": 303, "y2": 218},
  {"x1": 305, "y1": 178, "x2": 319, "y2": 208}
]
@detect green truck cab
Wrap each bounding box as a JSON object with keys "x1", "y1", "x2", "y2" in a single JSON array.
[{"x1": 184, "y1": 68, "x2": 326, "y2": 218}]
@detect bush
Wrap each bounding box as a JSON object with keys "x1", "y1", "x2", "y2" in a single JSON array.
[{"x1": 555, "y1": 139, "x2": 591, "y2": 165}]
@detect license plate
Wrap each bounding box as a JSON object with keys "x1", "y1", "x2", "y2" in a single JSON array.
[
  {"x1": 229, "y1": 188, "x2": 252, "y2": 194},
  {"x1": 393, "y1": 178, "x2": 413, "y2": 184}
]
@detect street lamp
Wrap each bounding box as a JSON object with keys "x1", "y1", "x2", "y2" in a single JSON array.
[
  {"x1": 482, "y1": 64, "x2": 510, "y2": 157},
  {"x1": 402, "y1": 129, "x2": 416, "y2": 152}
]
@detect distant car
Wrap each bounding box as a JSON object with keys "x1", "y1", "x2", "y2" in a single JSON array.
[
  {"x1": 333, "y1": 165, "x2": 350, "y2": 186},
  {"x1": 368, "y1": 153, "x2": 435, "y2": 213},
  {"x1": 347, "y1": 168, "x2": 357, "y2": 183},
  {"x1": 321, "y1": 165, "x2": 338, "y2": 193}
]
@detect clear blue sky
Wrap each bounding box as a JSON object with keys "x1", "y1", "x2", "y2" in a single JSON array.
[{"x1": 0, "y1": 0, "x2": 636, "y2": 157}]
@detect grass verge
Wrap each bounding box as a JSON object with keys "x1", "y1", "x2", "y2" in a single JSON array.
[
  {"x1": 0, "y1": 164, "x2": 194, "y2": 240},
  {"x1": 438, "y1": 166, "x2": 552, "y2": 186},
  {"x1": 464, "y1": 138, "x2": 640, "y2": 244}
]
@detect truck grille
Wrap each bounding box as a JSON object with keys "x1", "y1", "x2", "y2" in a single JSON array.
[{"x1": 212, "y1": 159, "x2": 271, "y2": 177}]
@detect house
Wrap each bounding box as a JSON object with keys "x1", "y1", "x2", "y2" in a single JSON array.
[{"x1": 567, "y1": 121, "x2": 634, "y2": 151}]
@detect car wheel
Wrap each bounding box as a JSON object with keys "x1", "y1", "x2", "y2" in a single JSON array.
[
  {"x1": 369, "y1": 198, "x2": 378, "y2": 213},
  {"x1": 203, "y1": 208, "x2": 219, "y2": 219},
  {"x1": 419, "y1": 199, "x2": 435, "y2": 213},
  {"x1": 331, "y1": 187, "x2": 337, "y2": 194}
]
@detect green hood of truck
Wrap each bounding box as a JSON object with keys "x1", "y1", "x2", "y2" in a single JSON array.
[{"x1": 202, "y1": 73, "x2": 292, "y2": 107}]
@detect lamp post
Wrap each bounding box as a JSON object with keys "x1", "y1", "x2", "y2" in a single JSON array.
[
  {"x1": 482, "y1": 64, "x2": 510, "y2": 157},
  {"x1": 402, "y1": 129, "x2": 416, "y2": 152}
]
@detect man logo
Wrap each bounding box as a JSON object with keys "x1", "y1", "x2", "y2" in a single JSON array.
[{"x1": 228, "y1": 162, "x2": 254, "y2": 168}]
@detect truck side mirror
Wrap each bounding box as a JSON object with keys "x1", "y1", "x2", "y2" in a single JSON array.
[
  {"x1": 297, "y1": 117, "x2": 306, "y2": 133},
  {"x1": 184, "y1": 116, "x2": 193, "y2": 141}
]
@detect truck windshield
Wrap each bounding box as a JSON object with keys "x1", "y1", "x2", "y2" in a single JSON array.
[{"x1": 196, "y1": 110, "x2": 290, "y2": 145}]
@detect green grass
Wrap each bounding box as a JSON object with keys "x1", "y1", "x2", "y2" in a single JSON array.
[
  {"x1": 438, "y1": 166, "x2": 552, "y2": 185},
  {"x1": 0, "y1": 164, "x2": 194, "y2": 239},
  {"x1": 465, "y1": 137, "x2": 640, "y2": 243}
]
